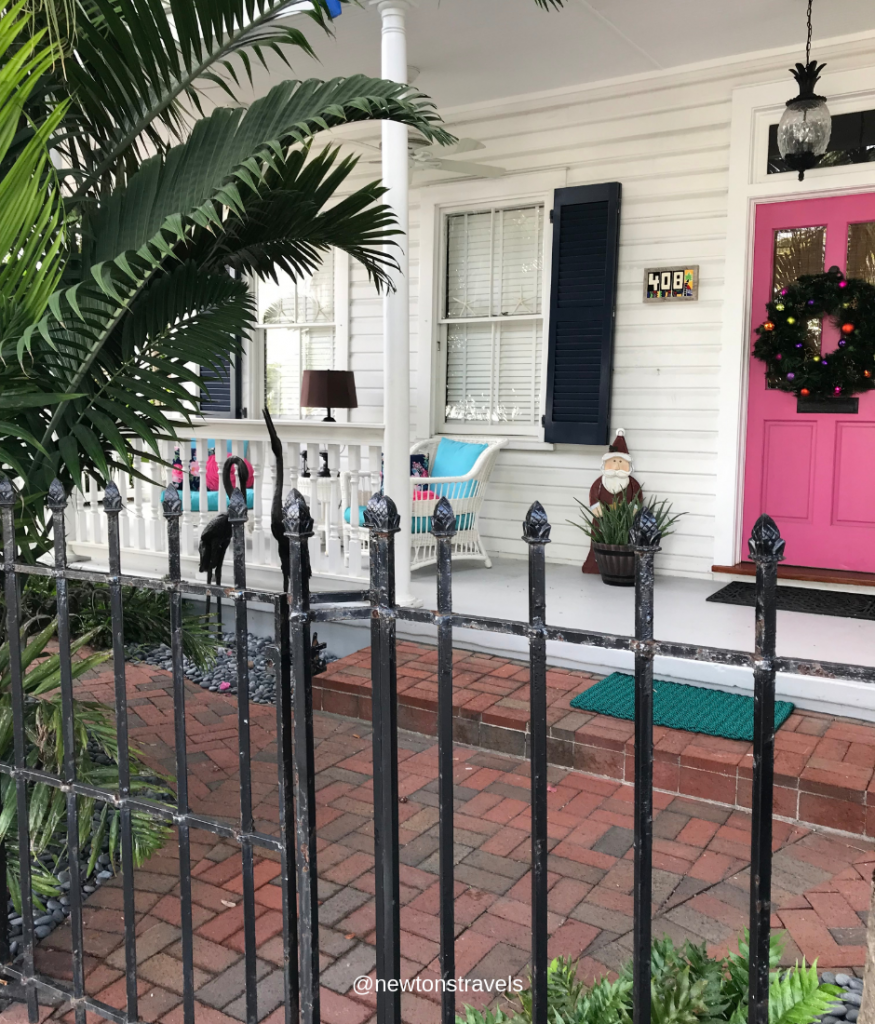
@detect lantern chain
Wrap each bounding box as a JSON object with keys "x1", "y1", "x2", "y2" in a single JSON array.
[{"x1": 805, "y1": 0, "x2": 813, "y2": 65}]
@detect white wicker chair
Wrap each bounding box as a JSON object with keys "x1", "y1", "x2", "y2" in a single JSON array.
[{"x1": 340, "y1": 436, "x2": 507, "y2": 570}]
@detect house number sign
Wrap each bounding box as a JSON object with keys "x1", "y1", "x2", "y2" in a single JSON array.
[{"x1": 644, "y1": 265, "x2": 699, "y2": 301}]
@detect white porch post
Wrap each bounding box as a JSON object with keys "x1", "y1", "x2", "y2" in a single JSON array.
[{"x1": 372, "y1": 0, "x2": 414, "y2": 603}]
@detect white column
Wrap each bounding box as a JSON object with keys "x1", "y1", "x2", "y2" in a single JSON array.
[{"x1": 372, "y1": 0, "x2": 414, "y2": 603}]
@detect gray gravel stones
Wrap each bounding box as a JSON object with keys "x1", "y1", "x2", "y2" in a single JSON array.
[
  {"x1": 127, "y1": 630, "x2": 334, "y2": 707},
  {"x1": 819, "y1": 973, "x2": 866, "y2": 1024}
]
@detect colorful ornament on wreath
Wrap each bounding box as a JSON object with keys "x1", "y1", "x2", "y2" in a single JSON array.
[{"x1": 752, "y1": 267, "x2": 875, "y2": 399}]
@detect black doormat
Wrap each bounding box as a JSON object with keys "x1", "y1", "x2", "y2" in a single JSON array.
[{"x1": 707, "y1": 581, "x2": 875, "y2": 620}]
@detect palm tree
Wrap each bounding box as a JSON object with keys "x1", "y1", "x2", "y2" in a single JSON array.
[
  {"x1": 0, "y1": 0, "x2": 452, "y2": 557},
  {"x1": 0, "y1": 0, "x2": 67, "y2": 339}
]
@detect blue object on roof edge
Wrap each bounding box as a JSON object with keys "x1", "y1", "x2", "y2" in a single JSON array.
[{"x1": 326, "y1": 0, "x2": 342, "y2": 16}]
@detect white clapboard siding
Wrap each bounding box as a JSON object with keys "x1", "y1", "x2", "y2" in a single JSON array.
[{"x1": 338, "y1": 34, "x2": 875, "y2": 577}]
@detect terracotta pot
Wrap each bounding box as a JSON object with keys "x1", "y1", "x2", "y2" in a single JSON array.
[{"x1": 592, "y1": 542, "x2": 636, "y2": 587}]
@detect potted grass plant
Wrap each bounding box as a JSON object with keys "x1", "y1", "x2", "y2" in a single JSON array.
[{"x1": 569, "y1": 492, "x2": 684, "y2": 586}]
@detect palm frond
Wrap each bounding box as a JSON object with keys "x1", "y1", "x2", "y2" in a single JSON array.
[
  {"x1": 57, "y1": 0, "x2": 322, "y2": 189},
  {"x1": 80, "y1": 76, "x2": 451, "y2": 272},
  {"x1": 0, "y1": 0, "x2": 68, "y2": 328},
  {"x1": 56, "y1": 0, "x2": 450, "y2": 197},
  {"x1": 191, "y1": 145, "x2": 402, "y2": 291},
  {"x1": 12, "y1": 265, "x2": 253, "y2": 494},
  {"x1": 2, "y1": 0, "x2": 455, "y2": 560}
]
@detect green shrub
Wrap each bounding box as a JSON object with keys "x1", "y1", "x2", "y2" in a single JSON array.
[
  {"x1": 1, "y1": 576, "x2": 218, "y2": 670},
  {"x1": 456, "y1": 932, "x2": 842, "y2": 1024}
]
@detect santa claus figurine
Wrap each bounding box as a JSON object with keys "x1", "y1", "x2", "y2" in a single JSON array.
[{"x1": 582, "y1": 428, "x2": 643, "y2": 574}]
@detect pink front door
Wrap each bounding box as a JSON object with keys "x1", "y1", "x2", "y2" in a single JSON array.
[{"x1": 742, "y1": 193, "x2": 875, "y2": 572}]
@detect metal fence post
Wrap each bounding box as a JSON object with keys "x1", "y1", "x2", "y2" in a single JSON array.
[
  {"x1": 228, "y1": 488, "x2": 260, "y2": 1024},
  {"x1": 162, "y1": 485, "x2": 196, "y2": 1024},
  {"x1": 283, "y1": 489, "x2": 320, "y2": 1024},
  {"x1": 365, "y1": 493, "x2": 402, "y2": 1024},
  {"x1": 630, "y1": 506, "x2": 662, "y2": 1024},
  {"x1": 0, "y1": 476, "x2": 38, "y2": 1023},
  {"x1": 431, "y1": 497, "x2": 457, "y2": 1024},
  {"x1": 47, "y1": 480, "x2": 87, "y2": 1024},
  {"x1": 523, "y1": 501, "x2": 551, "y2": 1024},
  {"x1": 748, "y1": 514, "x2": 784, "y2": 1024},
  {"x1": 103, "y1": 482, "x2": 139, "y2": 1022},
  {"x1": 273, "y1": 586, "x2": 299, "y2": 1024}
]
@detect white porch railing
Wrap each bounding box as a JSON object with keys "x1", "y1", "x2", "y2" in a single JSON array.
[{"x1": 67, "y1": 419, "x2": 384, "y2": 588}]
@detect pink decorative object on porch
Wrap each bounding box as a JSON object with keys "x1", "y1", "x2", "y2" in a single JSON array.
[{"x1": 205, "y1": 451, "x2": 219, "y2": 492}]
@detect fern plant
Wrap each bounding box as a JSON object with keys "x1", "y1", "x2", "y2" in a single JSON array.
[
  {"x1": 514, "y1": 958, "x2": 632, "y2": 1024},
  {"x1": 764, "y1": 963, "x2": 843, "y2": 1024},
  {"x1": 723, "y1": 940, "x2": 842, "y2": 1024},
  {"x1": 456, "y1": 933, "x2": 842, "y2": 1024},
  {"x1": 720, "y1": 930, "x2": 784, "y2": 1017}
]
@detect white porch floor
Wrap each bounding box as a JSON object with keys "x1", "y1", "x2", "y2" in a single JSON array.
[
  {"x1": 389, "y1": 557, "x2": 875, "y2": 721},
  {"x1": 74, "y1": 541, "x2": 875, "y2": 720}
]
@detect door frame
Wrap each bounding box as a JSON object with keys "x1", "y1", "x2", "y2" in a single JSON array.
[{"x1": 714, "y1": 62, "x2": 875, "y2": 569}]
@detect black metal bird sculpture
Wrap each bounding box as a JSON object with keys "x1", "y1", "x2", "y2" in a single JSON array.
[
  {"x1": 199, "y1": 455, "x2": 249, "y2": 633},
  {"x1": 263, "y1": 407, "x2": 291, "y2": 593},
  {"x1": 263, "y1": 407, "x2": 311, "y2": 590}
]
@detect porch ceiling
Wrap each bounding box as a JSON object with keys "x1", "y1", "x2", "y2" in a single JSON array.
[{"x1": 248, "y1": 0, "x2": 875, "y2": 109}]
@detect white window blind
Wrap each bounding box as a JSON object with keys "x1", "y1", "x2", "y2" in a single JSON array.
[
  {"x1": 260, "y1": 252, "x2": 337, "y2": 419},
  {"x1": 442, "y1": 206, "x2": 544, "y2": 430}
]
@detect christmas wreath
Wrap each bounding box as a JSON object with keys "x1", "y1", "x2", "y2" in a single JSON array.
[{"x1": 752, "y1": 266, "x2": 875, "y2": 399}]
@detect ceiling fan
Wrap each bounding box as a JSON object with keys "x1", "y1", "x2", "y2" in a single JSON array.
[{"x1": 350, "y1": 134, "x2": 507, "y2": 179}]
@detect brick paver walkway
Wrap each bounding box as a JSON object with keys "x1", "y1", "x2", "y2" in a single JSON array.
[
  {"x1": 314, "y1": 643, "x2": 875, "y2": 839},
  {"x1": 3, "y1": 650, "x2": 875, "y2": 1024}
]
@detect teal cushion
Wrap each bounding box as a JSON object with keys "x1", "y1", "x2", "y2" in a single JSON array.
[
  {"x1": 345, "y1": 507, "x2": 473, "y2": 534},
  {"x1": 344, "y1": 506, "x2": 367, "y2": 527},
  {"x1": 430, "y1": 439, "x2": 488, "y2": 499},
  {"x1": 431, "y1": 438, "x2": 488, "y2": 478},
  {"x1": 413, "y1": 512, "x2": 473, "y2": 534}
]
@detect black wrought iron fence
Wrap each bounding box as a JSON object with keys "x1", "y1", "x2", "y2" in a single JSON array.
[{"x1": 0, "y1": 474, "x2": 874, "y2": 1024}]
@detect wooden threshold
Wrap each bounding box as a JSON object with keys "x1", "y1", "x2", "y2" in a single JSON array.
[{"x1": 712, "y1": 561, "x2": 875, "y2": 588}]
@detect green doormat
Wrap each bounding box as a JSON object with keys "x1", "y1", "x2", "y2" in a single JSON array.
[{"x1": 569, "y1": 673, "x2": 795, "y2": 742}]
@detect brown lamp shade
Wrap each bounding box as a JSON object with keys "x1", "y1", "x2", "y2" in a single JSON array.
[{"x1": 300, "y1": 370, "x2": 358, "y2": 416}]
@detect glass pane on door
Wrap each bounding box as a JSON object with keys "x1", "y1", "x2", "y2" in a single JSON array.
[
  {"x1": 847, "y1": 221, "x2": 875, "y2": 284},
  {"x1": 772, "y1": 226, "x2": 826, "y2": 360},
  {"x1": 772, "y1": 226, "x2": 826, "y2": 291}
]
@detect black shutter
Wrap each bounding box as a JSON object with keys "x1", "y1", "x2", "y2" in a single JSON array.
[
  {"x1": 200, "y1": 356, "x2": 236, "y2": 417},
  {"x1": 543, "y1": 183, "x2": 621, "y2": 445}
]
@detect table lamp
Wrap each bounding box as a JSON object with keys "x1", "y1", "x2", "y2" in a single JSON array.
[{"x1": 300, "y1": 370, "x2": 358, "y2": 422}]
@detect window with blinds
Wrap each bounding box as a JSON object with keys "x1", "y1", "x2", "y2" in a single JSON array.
[
  {"x1": 259, "y1": 252, "x2": 336, "y2": 419},
  {"x1": 441, "y1": 205, "x2": 544, "y2": 433}
]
